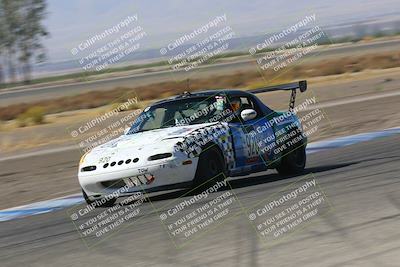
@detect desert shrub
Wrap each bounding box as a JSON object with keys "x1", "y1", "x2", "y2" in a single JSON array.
[
  {"x1": 125, "y1": 102, "x2": 143, "y2": 111},
  {"x1": 16, "y1": 113, "x2": 28, "y2": 127},
  {"x1": 26, "y1": 106, "x2": 45, "y2": 124},
  {"x1": 16, "y1": 106, "x2": 45, "y2": 127},
  {"x1": 316, "y1": 62, "x2": 346, "y2": 76}
]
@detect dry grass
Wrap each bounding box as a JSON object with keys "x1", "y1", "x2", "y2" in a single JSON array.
[
  {"x1": 15, "y1": 106, "x2": 46, "y2": 127},
  {"x1": 0, "y1": 51, "x2": 399, "y2": 122}
]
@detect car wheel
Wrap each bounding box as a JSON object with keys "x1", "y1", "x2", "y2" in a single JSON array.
[
  {"x1": 276, "y1": 145, "x2": 306, "y2": 175},
  {"x1": 193, "y1": 145, "x2": 226, "y2": 188},
  {"x1": 82, "y1": 188, "x2": 117, "y2": 207}
]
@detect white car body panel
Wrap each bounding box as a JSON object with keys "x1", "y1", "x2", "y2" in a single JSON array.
[{"x1": 78, "y1": 122, "x2": 220, "y2": 199}]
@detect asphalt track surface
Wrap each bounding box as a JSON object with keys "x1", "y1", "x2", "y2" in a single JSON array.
[
  {"x1": 1, "y1": 39, "x2": 400, "y2": 106},
  {"x1": 1, "y1": 134, "x2": 399, "y2": 266}
]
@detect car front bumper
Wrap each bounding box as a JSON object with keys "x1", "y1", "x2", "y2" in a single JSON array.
[{"x1": 78, "y1": 158, "x2": 199, "y2": 199}]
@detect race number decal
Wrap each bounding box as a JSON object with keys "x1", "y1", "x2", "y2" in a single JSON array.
[{"x1": 244, "y1": 132, "x2": 261, "y2": 158}]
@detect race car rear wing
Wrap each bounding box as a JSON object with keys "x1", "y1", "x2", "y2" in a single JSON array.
[{"x1": 248, "y1": 80, "x2": 307, "y2": 110}]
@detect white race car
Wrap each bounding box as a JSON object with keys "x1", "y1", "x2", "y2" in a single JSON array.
[{"x1": 78, "y1": 81, "x2": 308, "y2": 207}]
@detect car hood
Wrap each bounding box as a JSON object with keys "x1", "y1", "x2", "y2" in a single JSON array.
[
  {"x1": 99, "y1": 122, "x2": 219, "y2": 150},
  {"x1": 81, "y1": 122, "x2": 220, "y2": 166}
]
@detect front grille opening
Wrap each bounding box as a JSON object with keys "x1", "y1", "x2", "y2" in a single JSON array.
[
  {"x1": 81, "y1": 166, "x2": 96, "y2": 172},
  {"x1": 148, "y1": 153, "x2": 172, "y2": 161},
  {"x1": 101, "y1": 179, "x2": 126, "y2": 189}
]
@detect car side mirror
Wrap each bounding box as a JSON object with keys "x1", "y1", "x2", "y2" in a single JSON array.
[
  {"x1": 123, "y1": 128, "x2": 130, "y2": 135},
  {"x1": 241, "y1": 109, "x2": 257, "y2": 121}
]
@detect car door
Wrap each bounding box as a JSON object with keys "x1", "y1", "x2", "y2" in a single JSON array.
[{"x1": 228, "y1": 95, "x2": 276, "y2": 174}]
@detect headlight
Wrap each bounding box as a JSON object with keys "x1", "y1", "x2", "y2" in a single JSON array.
[
  {"x1": 81, "y1": 166, "x2": 97, "y2": 172},
  {"x1": 148, "y1": 153, "x2": 172, "y2": 161}
]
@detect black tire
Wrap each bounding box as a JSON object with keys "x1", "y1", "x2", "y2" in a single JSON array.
[
  {"x1": 193, "y1": 145, "x2": 226, "y2": 188},
  {"x1": 276, "y1": 145, "x2": 306, "y2": 175},
  {"x1": 82, "y1": 188, "x2": 117, "y2": 207}
]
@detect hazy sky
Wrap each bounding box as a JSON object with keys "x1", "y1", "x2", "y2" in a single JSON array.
[{"x1": 44, "y1": 0, "x2": 400, "y2": 61}]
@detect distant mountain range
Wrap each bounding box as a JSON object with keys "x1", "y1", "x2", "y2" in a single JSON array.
[{"x1": 32, "y1": 16, "x2": 400, "y2": 78}]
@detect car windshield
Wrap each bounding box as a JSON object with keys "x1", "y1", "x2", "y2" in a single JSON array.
[{"x1": 128, "y1": 96, "x2": 232, "y2": 133}]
